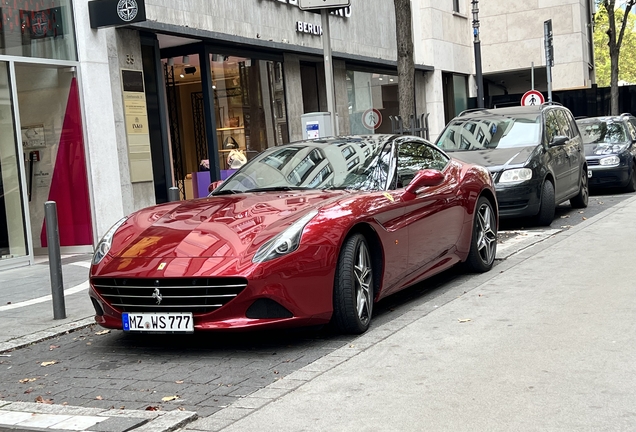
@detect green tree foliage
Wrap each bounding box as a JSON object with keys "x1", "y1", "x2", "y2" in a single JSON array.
[{"x1": 594, "y1": 6, "x2": 636, "y2": 87}]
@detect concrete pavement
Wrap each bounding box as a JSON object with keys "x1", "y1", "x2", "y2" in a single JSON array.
[{"x1": 1, "y1": 195, "x2": 635, "y2": 431}]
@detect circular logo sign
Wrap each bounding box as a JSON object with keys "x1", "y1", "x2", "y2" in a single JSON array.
[
  {"x1": 117, "y1": 0, "x2": 139, "y2": 22},
  {"x1": 521, "y1": 90, "x2": 545, "y2": 107},
  {"x1": 362, "y1": 108, "x2": 382, "y2": 130}
]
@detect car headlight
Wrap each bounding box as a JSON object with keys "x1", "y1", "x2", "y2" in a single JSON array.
[
  {"x1": 499, "y1": 168, "x2": 533, "y2": 183},
  {"x1": 599, "y1": 155, "x2": 620, "y2": 166},
  {"x1": 252, "y1": 210, "x2": 318, "y2": 264},
  {"x1": 92, "y1": 217, "x2": 128, "y2": 265}
]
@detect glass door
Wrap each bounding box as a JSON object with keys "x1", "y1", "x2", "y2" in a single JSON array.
[{"x1": 0, "y1": 62, "x2": 28, "y2": 264}]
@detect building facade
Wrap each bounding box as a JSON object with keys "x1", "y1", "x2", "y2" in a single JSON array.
[{"x1": 0, "y1": 0, "x2": 596, "y2": 270}]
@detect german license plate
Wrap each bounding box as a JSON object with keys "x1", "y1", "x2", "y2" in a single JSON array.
[
  {"x1": 588, "y1": 170, "x2": 593, "y2": 178},
  {"x1": 122, "y1": 312, "x2": 194, "y2": 333}
]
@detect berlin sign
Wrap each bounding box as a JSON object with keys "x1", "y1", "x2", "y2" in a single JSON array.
[
  {"x1": 521, "y1": 90, "x2": 545, "y2": 107},
  {"x1": 298, "y1": 0, "x2": 351, "y2": 10}
]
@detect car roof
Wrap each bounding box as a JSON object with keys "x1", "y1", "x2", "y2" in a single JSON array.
[
  {"x1": 457, "y1": 103, "x2": 566, "y2": 119},
  {"x1": 576, "y1": 114, "x2": 635, "y2": 123}
]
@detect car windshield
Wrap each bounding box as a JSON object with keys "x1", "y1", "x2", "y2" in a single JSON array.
[
  {"x1": 436, "y1": 114, "x2": 541, "y2": 151},
  {"x1": 212, "y1": 137, "x2": 393, "y2": 194},
  {"x1": 577, "y1": 119, "x2": 627, "y2": 144}
]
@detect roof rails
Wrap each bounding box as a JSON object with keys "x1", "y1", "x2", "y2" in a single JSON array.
[
  {"x1": 457, "y1": 107, "x2": 488, "y2": 117},
  {"x1": 540, "y1": 101, "x2": 563, "y2": 108}
]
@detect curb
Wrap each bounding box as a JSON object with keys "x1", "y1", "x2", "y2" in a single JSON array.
[
  {"x1": 0, "y1": 401, "x2": 197, "y2": 432},
  {"x1": 0, "y1": 317, "x2": 95, "y2": 354}
]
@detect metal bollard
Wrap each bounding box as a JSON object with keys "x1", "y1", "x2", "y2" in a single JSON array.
[
  {"x1": 168, "y1": 187, "x2": 180, "y2": 202},
  {"x1": 44, "y1": 201, "x2": 66, "y2": 320}
]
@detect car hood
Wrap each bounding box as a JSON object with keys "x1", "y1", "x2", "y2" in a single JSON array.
[
  {"x1": 108, "y1": 191, "x2": 345, "y2": 260},
  {"x1": 447, "y1": 146, "x2": 537, "y2": 172},
  {"x1": 584, "y1": 142, "x2": 629, "y2": 157}
]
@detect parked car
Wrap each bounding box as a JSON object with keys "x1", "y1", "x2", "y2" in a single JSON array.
[
  {"x1": 435, "y1": 104, "x2": 588, "y2": 226},
  {"x1": 89, "y1": 135, "x2": 497, "y2": 335},
  {"x1": 575, "y1": 114, "x2": 636, "y2": 192}
]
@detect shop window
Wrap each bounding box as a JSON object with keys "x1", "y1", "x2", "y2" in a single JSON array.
[
  {"x1": 443, "y1": 72, "x2": 468, "y2": 124},
  {"x1": 0, "y1": 0, "x2": 77, "y2": 61},
  {"x1": 346, "y1": 70, "x2": 398, "y2": 134},
  {"x1": 0, "y1": 63, "x2": 28, "y2": 261},
  {"x1": 453, "y1": 0, "x2": 460, "y2": 13},
  {"x1": 211, "y1": 56, "x2": 289, "y2": 175}
]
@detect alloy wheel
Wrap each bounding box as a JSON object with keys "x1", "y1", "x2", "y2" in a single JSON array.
[
  {"x1": 476, "y1": 203, "x2": 497, "y2": 265},
  {"x1": 354, "y1": 243, "x2": 373, "y2": 324}
]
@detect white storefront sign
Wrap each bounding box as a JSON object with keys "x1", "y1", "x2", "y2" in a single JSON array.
[
  {"x1": 297, "y1": 21, "x2": 323, "y2": 35},
  {"x1": 265, "y1": 0, "x2": 351, "y2": 18}
]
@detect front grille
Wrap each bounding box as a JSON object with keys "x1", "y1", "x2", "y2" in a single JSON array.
[
  {"x1": 587, "y1": 159, "x2": 600, "y2": 166},
  {"x1": 91, "y1": 277, "x2": 248, "y2": 314}
]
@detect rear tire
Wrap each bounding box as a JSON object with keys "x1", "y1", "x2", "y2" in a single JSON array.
[
  {"x1": 332, "y1": 234, "x2": 374, "y2": 334},
  {"x1": 624, "y1": 162, "x2": 636, "y2": 193},
  {"x1": 570, "y1": 169, "x2": 589, "y2": 208},
  {"x1": 465, "y1": 197, "x2": 497, "y2": 273},
  {"x1": 536, "y1": 180, "x2": 556, "y2": 226}
]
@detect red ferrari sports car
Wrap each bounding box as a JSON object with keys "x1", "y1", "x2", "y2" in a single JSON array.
[{"x1": 89, "y1": 135, "x2": 497, "y2": 334}]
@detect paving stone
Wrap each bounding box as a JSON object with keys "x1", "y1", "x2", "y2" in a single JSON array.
[{"x1": 86, "y1": 416, "x2": 148, "y2": 432}]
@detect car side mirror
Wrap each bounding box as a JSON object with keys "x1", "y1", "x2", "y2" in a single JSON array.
[
  {"x1": 209, "y1": 180, "x2": 224, "y2": 193},
  {"x1": 549, "y1": 135, "x2": 569, "y2": 147},
  {"x1": 404, "y1": 169, "x2": 445, "y2": 198}
]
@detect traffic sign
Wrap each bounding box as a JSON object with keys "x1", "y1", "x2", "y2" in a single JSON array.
[
  {"x1": 298, "y1": 0, "x2": 351, "y2": 10},
  {"x1": 362, "y1": 108, "x2": 382, "y2": 130},
  {"x1": 521, "y1": 90, "x2": 545, "y2": 106}
]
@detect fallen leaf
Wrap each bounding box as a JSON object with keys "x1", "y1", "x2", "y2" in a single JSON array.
[
  {"x1": 177, "y1": 406, "x2": 186, "y2": 411},
  {"x1": 145, "y1": 406, "x2": 160, "y2": 411},
  {"x1": 95, "y1": 330, "x2": 110, "y2": 335},
  {"x1": 578, "y1": 211, "x2": 584, "y2": 214},
  {"x1": 96, "y1": 396, "x2": 103, "y2": 400},
  {"x1": 24, "y1": 388, "x2": 33, "y2": 394},
  {"x1": 35, "y1": 396, "x2": 53, "y2": 404},
  {"x1": 86, "y1": 342, "x2": 92, "y2": 345},
  {"x1": 19, "y1": 378, "x2": 37, "y2": 384},
  {"x1": 560, "y1": 215, "x2": 570, "y2": 219},
  {"x1": 161, "y1": 395, "x2": 179, "y2": 402},
  {"x1": 175, "y1": 380, "x2": 184, "y2": 384},
  {"x1": 40, "y1": 361, "x2": 58, "y2": 367},
  {"x1": 49, "y1": 345, "x2": 60, "y2": 351},
  {"x1": 458, "y1": 318, "x2": 472, "y2": 323}
]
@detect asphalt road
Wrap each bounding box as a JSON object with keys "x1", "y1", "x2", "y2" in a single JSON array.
[{"x1": 0, "y1": 188, "x2": 633, "y2": 419}]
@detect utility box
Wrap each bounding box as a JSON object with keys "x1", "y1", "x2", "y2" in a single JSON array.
[{"x1": 301, "y1": 112, "x2": 335, "y2": 140}]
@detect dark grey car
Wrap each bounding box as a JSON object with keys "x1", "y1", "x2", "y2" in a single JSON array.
[
  {"x1": 576, "y1": 114, "x2": 636, "y2": 192},
  {"x1": 435, "y1": 104, "x2": 588, "y2": 226}
]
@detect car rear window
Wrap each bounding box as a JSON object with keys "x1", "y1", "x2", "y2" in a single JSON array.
[{"x1": 577, "y1": 119, "x2": 627, "y2": 144}]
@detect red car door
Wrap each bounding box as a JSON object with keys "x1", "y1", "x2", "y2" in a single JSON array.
[{"x1": 393, "y1": 141, "x2": 465, "y2": 289}]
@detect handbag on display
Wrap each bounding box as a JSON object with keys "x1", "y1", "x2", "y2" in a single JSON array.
[
  {"x1": 227, "y1": 149, "x2": 247, "y2": 169},
  {"x1": 223, "y1": 136, "x2": 239, "y2": 149}
]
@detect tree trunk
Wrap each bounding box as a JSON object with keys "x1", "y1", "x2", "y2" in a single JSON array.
[
  {"x1": 602, "y1": 0, "x2": 635, "y2": 115},
  {"x1": 606, "y1": 1, "x2": 620, "y2": 115},
  {"x1": 394, "y1": 0, "x2": 415, "y2": 128}
]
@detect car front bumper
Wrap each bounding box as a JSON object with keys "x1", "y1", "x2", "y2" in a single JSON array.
[
  {"x1": 587, "y1": 157, "x2": 631, "y2": 188},
  {"x1": 494, "y1": 178, "x2": 542, "y2": 219}
]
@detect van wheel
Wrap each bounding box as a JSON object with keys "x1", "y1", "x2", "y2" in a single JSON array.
[
  {"x1": 570, "y1": 169, "x2": 589, "y2": 208},
  {"x1": 536, "y1": 180, "x2": 555, "y2": 226},
  {"x1": 625, "y1": 162, "x2": 636, "y2": 193}
]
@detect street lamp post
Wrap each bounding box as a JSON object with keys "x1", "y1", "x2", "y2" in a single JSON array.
[{"x1": 472, "y1": 0, "x2": 484, "y2": 108}]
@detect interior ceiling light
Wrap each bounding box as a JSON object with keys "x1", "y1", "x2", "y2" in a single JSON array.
[
  {"x1": 167, "y1": 57, "x2": 174, "y2": 66},
  {"x1": 180, "y1": 69, "x2": 185, "y2": 78},
  {"x1": 183, "y1": 55, "x2": 190, "y2": 65}
]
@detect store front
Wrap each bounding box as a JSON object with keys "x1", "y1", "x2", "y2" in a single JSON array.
[
  {"x1": 0, "y1": 0, "x2": 92, "y2": 270},
  {"x1": 157, "y1": 47, "x2": 289, "y2": 200}
]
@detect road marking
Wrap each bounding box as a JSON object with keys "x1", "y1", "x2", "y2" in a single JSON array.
[{"x1": 0, "y1": 281, "x2": 89, "y2": 312}]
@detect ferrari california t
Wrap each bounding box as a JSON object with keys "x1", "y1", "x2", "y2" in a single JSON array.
[{"x1": 89, "y1": 135, "x2": 497, "y2": 335}]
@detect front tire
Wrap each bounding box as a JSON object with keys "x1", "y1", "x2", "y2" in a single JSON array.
[
  {"x1": 465, "y1": 197, "x2": 497, "y2": 273},
  {"x1": 536, "y1": 180, "x2": 556, "y2": 226},
  {"x1": 332, "y1": 234, "x2": 373, "y2": 334},
  {"x1": 624, "y1": 162, "x2": 636, "y2": 193},
  {"x1": 570, "y1": 168, "x2": 589, "y2": 208}
]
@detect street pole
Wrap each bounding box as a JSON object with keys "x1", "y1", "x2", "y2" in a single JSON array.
[
  {"x1": 531, "y1": 62, "x2": 535, "y2": 90},
  {"x1": 321, "y1": 8, "x2": 338, "y2": 135},
  {"x1": 44, "y1": 201, "x2": 66, "y2": 320},
  {"x1": 544, "y1": 19, "x2": 554, "y2": 103},
  {"x1": 472, "y1": 0, "x2": 484, "y2": 108}
]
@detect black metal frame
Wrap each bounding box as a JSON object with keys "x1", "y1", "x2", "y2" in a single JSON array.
[
  {"x1": 164, "y1": 63, "x2": 186, "y2": 199},
  {"x1": 191, "y1": 92, "x2": 207, "y2": 165},
  {"x1": 390, "y1": 114, "x2": 430, "y2": 140}
]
